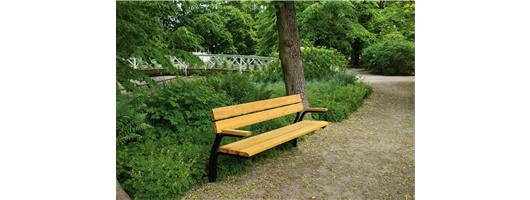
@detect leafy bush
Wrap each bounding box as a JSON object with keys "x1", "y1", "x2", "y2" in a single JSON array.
[
  {"x1": 305, "y1": 80, "x2": 372, "y2": 122},
  {"x1": 205, "y1": 72, "x2": 273, "y2": 104},
  {"x1": 255, "y1": 45, "x2": 348, "y2": 83},
  {"x1": 301, "y1": 46, "x2": 348, "y2": 79},
  {"x1": 117, "y1": 130, "x2": 210, "y2": 199},
  {"x1": 361, "y1": 39, "x2": 415, "y2": 75},
  {"x1": 144, "y1": 77, "x2": 232, "y2": 137}
]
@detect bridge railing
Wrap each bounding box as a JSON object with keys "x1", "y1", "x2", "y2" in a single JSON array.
[{"x1": 120, "y1": 53, "x2": 277, "y2": 75}]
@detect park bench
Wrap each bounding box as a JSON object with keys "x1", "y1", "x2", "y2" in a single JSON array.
[{"x1": 208, "y1": 94, "x2": 329, "y2": 182}]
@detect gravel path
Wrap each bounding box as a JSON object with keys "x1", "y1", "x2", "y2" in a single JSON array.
[{"x1": 182, "y1": 79, "x2": 415, "y2": 199}]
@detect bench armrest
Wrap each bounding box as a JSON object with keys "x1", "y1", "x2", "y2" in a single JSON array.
[
  {"x1": 221, "y1": 129, "x2": 252, "y2": 137},
  {"x1": 305, "y1": 108, "x2": 328, "y2": 112},
  {"x1": 293, "y1": 108, "x2": 328, "y2": 123}
]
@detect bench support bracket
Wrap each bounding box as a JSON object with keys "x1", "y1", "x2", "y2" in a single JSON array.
[{"x1": 290, "y1": 110, "x2": 327, "y2": 147}]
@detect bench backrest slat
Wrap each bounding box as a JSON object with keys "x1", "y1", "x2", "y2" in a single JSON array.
[
  {"x1": 212, "y1": 102, "x2": 304, "y2": 134},
  {"x1": 210, "y1": 95, "x2": 302, "y2": 121}
]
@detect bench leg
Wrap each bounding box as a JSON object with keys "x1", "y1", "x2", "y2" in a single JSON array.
[
  {"x1": 292, "y1": 137, "x2": 298, "y2": 147},
  {"x1": 209, "y1": 134, "x2": 250, "y2": 183},
  {"x1": 209, "y1": 134, "x2": 224, "y2": 183},
  {"x1": 209, "y1": 152, "x2": 220, "y2": 183}
]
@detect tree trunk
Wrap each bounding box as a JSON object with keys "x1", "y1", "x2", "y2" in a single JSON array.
[
  {"x1": 351, "y1": 48, "x2": 359, "y2": 66},
  {"x1": 116, "y1": 178, "x2": 131, "y2": 200},
  {"x1": 329, "y1": 35, "x2": 332, "y2": 49},
  {"x1": 275, "y1": 1, "x2": 310, "y2": 109},
  {"x1": 352, "y1": 39, "x2": 362, "y2": 66},
  {"x1": 353, "y1": 49, "x2": 360, "y2": 67}
]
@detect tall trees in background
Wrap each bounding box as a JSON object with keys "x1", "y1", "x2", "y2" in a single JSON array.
[
  {"x1": 117, "y1": 1, "x2": 416, "y2": 92},
  {"x1": 298, "y1": 1, "x2": 376, "y2": 65},
  {"x1": 116, "y1": 1, "x2": 181, "y2": 93}
]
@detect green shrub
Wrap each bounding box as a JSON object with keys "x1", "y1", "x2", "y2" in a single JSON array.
[
  {"x1": 305, "y1": 80, "x2": 372, "y2": 122},
  {"x1": 205, "y1": 72, "x2": 273, "y2": 104},
  {"x1": 144, "y1": 77, "x2": 233, "y2": 138},
  {"x1": 361, "y1": 39, "x2": 415, "y2": 75},
  {"x1": 301, "y1": 46, "x2": 348, "y2": 79},
  {"x1": 256, "y1": 45, "x2": 348, "y2": 83},
  {"x1": 117, "y1": 130, "x2": 210, "y2": 199}
]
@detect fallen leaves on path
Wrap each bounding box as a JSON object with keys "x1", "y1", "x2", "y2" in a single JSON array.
[{"x1": 183, "y1": 82, "x2": 415, "y2": 199}]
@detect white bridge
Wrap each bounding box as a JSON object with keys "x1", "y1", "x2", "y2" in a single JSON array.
[{"x1": 123, "y1": 52, "x2": 278, "y2": 75}]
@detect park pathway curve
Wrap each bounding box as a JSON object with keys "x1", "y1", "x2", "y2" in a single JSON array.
[{"x1": 182, "y1": 78, "x2": 415, "y2": 199}]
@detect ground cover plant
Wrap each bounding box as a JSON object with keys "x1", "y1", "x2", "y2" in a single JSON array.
[{"x1": 116, "y1": 71, "x2": 372, "y2": 199}]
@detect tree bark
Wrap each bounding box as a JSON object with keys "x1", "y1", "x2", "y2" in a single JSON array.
[
  {"x1": 276, "y1": 1, "x2": 309, "y2": 109},
  {"x1": 116, "y1": 178, "x2": 131, "y2": 200},
  {"x1": 352, "y1": 39, "x2": 362, "y2": 66},
  {"x1": 351, "y1": 48, "x2": 359, "y2": 66},
  {"x1": 352, "y1": 41, "x2": 359, "y2": 66}
]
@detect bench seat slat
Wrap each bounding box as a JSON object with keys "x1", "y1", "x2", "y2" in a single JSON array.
[
  {"x1": 219, "y1": 120, "x2": 329, "y2": 157},
  {"x1": 219, "y1": 120, "x2": 316, "y2": 155},
  {"x1": 239, "y1": 121, "x2": 328, "y2": 157}
]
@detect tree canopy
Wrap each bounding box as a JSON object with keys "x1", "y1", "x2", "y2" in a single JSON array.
[
  {"x1": 298, "y1": 1, "x2": 376, "y2": 56},
  {"x1": 116, "y1": 0, "x2": 415, "y2": 92}
]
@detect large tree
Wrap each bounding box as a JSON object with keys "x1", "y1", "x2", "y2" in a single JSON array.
[
  {"x1": 275, "y1": 1, "x2": 309, "y2": 108},
  {"x1": 218, "y1": 5, "x2": 258, "y2": 55}
]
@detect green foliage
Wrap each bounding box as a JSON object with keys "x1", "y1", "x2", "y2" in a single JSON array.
[
  {"x1": 257, "y1": 45, "x2": 348, "y2": 82},
  {"x1": 167, "y1": 26, "x2": 204, "y2": 52},
  {"x1": 324, "y1": 72, "x2": 360, "y2": 87},
  {"x1": 361, "y1": 39, "x2": 415, "y2": 75},
  {"x1": 116, "y1": 1, "x2": 203, "y2": 93},
  {"x1": 301, "y1": 45, "x2": 348, "y2": 80},
  {"x1": 205, "y1": 72, "x2": 273, "y2": 104},
  {"x1": 144, "y1": 78, "x2": 232, "y2": 136},
  {"x1": 117, "y1": 130, "x2": 210, "y2": 199},
  {"x1": 193, "y1": 11, "x2": 237, "y2": 54},
  {"x1": 298, "y1": 1, "x2": 376, "y2": 56},
  {"x1": 218, "y1": 5, "x2": 258, "y2": 55},
  {"x1": 117, "y1": 75, "x2": 373, "y2": 199},
  {"x1": 371, "y1": 1, "x2": 415, "y2": 42},
  {"x1": 171, "y1": 49, "x2": 205, "y2": 67},
  {"x1": 116, "y1": 94, "x2": 152, "y2": 147},
  {"x1": 255, "y1": 8, "x2": 279, "y2": 56},
  {"x1": 306, "y1": 80, "x2": 372, "y2": 122}
]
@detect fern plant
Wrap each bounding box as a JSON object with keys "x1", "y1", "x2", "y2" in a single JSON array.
[
  {"x1": 205, "y1": 72, "x2": 273, "y2": 104},
  {"x1": 116, "y1": 94, "x2": 152, "y2": 147}
]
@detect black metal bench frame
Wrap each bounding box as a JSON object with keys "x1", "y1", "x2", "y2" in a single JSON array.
[{"x1": 208, "y1": 109, "x2": 326, "y2": 183}]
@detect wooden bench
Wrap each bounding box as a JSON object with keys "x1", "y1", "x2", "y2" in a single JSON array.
[{"x1": 208, "y1": 94, "x2": 329, "y2": 182}]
